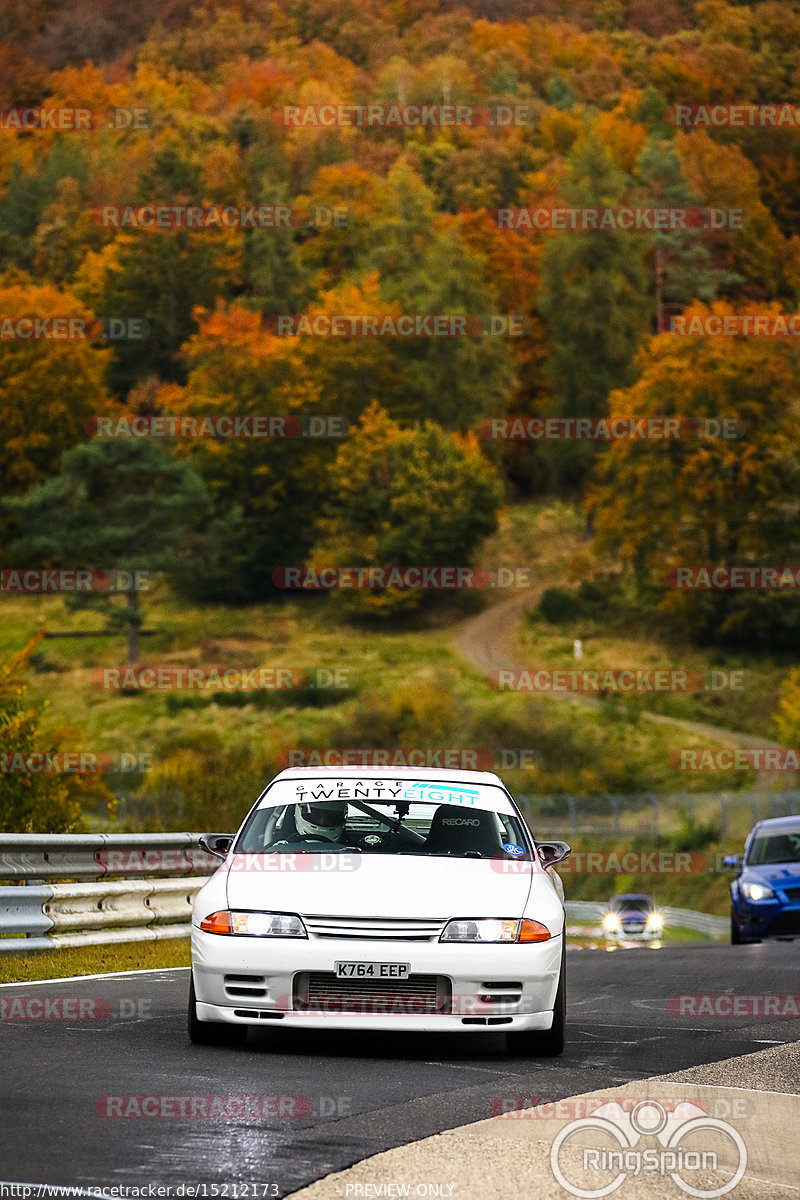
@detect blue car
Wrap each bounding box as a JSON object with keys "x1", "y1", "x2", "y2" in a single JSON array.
[{"x1": 726, "y1": 816, "x2": 800, "y2": 944}]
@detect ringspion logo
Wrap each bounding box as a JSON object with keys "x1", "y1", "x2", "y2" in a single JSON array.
[{"x1": 550, "y1": 1100, "x2": 747, "y2": 1198}]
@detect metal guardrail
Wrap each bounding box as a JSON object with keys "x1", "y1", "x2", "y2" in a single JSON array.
[
  {"x1": 0, "y1": 879, "x2": 207, "y2": 953},
  {"x1": 0, "y1": 833, "x2": 216, "y2": 953},
  {"x1": 564, "y1": 900, "x2": 728, "y2": 937},
  {"x1": 0, "y1": 833, "x2": 215, "y2": 882}
]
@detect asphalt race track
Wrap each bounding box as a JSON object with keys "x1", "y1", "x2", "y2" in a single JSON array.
[{"x1": 3, "y1": 942, "x2": 799, "y2": 1195}]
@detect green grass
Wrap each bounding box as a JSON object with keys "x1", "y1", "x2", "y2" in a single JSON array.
[{"x1": 0, "y1": 937, "x2": 190, "y2": 983}]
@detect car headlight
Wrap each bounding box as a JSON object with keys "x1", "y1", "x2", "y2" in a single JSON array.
[
  {"x1": 199, "y1": 910, "x2": 307, "y2": 937},
  {"x1": 602, "y1": 913, "x2": 621, "y2": 932},
  {"x1": 440, "y1": 918, "x2": 551, "y2": 943},
  {"x1": 741, "y1": 882, "x2": 776, "y2": 902},
  {"x1": 646, "y1": 912, "x2": 663, "y2": 930}
]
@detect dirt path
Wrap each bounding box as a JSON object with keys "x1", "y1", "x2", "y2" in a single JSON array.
[{"x1": 453, "y1": 590, "x2": 794, "y2": 791}]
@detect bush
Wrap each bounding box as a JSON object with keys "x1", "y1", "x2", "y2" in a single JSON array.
[
  {"x1": 539, "y1": 587, "x2": 580, "y2": 623},
  {"x1": 0, "y1": 636, "x2": 110, "y2": 832}
]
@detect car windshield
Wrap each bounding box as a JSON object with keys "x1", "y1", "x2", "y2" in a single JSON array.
[
  {"x1": 746, "y1": 830, "x2": 800, "y2": 865},
  {"x1": 234, "y1": 799, "x2": 532, "y2": 861},
  {"x1": 609, "y1": 894, "x2": 653, "y2": 912}
]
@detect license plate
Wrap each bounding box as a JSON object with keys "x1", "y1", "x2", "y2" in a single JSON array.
[{"x1": 334, "y1": 961, "x2": 410, "y2": 980}]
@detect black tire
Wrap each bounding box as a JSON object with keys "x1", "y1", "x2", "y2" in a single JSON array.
[
  {"x1": 187, "y1": 973, "x2": 247, "y2": 1046},
  {"x1": 507, "y1": 936, "x2": 566, "y2": 1057},
  {"x1": 730, "y1": 908, "x2": 742, "y2": 944}
]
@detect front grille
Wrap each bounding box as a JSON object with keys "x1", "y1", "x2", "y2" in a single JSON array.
[
  {"x1": 782, "y1": 887, "x2": 800, "y2": 901},
  {"x1": 304, "y1": 915, "x2": 446, "y2": 941},
  {"x1": 768, "y1": 910, "x2": 800, "y2": 935},
  {"x1": 294, "y1": 971, "x2": 451, "y2": 1014}
]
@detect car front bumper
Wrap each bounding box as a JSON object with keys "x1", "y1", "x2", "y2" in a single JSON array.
[
  {"x1": 734, "y1": 899, "x2": 800, "y2": 939},
  {"x1": 603, "y1": 926, "x2": 661, "y2": 940},
  {"x1": 191, "y1": 926, "x2": 563, "y2": 1033}
]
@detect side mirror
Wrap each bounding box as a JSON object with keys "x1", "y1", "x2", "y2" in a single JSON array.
[
  {"x1": 722, "y1": 854, "x2": 743, "y2": 870},
  {"x1": 538, "y1": 840, "x2": 571, "y2": 868},
  {"x1": 199, "y1": 833, "x2": 234, "y2": 860}
]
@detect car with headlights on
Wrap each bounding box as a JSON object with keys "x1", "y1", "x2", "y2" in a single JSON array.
[
  {"x1": 189, "y1": 767, "x2": 570, "y2": 1055},
  {"x1": 601, "y1": 893, "x2": 663, "y2": 941},
  {"x1": 726, "y1": 816, "x2": 800, "y2": 944}
]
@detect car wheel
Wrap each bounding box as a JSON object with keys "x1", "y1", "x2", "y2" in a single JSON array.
[
  {"x1": 730, "y1": 908, "x2": 742, "y2": 944},
  {"x1": 507, "y1": 937, "x2": 565, "y2": 1058},
  {"x1": 188, "y1": 974, "x2": 247, "y2": 1046}
]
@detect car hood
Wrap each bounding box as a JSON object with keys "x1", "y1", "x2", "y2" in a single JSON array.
[
  {"x1": 224, "y1": 854, "x2": 541, "y2": 920},
  {"x1": 743, "y1": 863, "x2": 800, "y2": 889}
]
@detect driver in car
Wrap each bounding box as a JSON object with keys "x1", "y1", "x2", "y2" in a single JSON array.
[
  {"x1": 270, "y1": 800, "x2": 350, "y2": 846},
  {"x1": 296, "y1": 800, "x2": 347, "y2": 843}
]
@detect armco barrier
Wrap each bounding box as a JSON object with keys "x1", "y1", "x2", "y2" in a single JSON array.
[
  {"x1": 0, "y1": 832, "x2": 215, "y2": 881},
  {"x1": 0, "y1": 834, "x2": 728, "y2": 953},
  {"x1": 0, "y1": 833, "x2": 216, "y2": 953},
  {"x1": 0, "y1": 878, "x2": 209, "y2": 953},
  {"x1": 564, "y1": 900, "x2": 728, "y2": 937}
]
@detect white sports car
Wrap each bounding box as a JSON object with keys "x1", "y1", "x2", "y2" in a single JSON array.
[{"x1": 189, "y1": 767, "x2": 570, "y2": 1055}]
